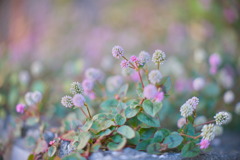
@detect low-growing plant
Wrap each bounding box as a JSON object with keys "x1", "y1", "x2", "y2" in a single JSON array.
[{"x1": 17, "y1": 46, "x2": 231, "y2": 159}]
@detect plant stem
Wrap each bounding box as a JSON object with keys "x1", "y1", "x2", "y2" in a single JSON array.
[
  {"x1": 138, "y1": 70, "x2": 144, "y2": 88},
  {"x1": 194, "y1": 120, "x2": 215, "y2": 128},
  {"x1": 122, "y1": 56, "x2": 135, "y2": 68},
  {"x1": 80, "y1": 108, "x2": 88, "y2": 118},
  {"x1": 139, "y1": 98, "x2": 146, "y2": 105},
  {"x1": 157, "y1": 62, "x2": 160, "y2": 70},
  {"x1": 180, "y1": 133, "x2": 201, "y2": 139},
  {"x1": 84, "y1": 103, "x2": 92, "y2": 119}
]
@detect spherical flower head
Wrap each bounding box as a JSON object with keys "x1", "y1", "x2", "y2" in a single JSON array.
[
  {"x1": 155, "y1": 92, "x2": 164, "y2": 103},
  {"x1": 152, "y1": 50, "x2": 166, "y2": 65},
  {"x1": 209, "y1": 53, "x2": 221, "y2": 67},
  {"x1": 193, "y1": 77, "x2": 205, "y2": 91},
  {"x1": 130, "y1": 55, "x2": 142, "y2": 66},
  {"x1": 85, "y1": 68, "x2": 104, "y2": 82},
  {"x1": 70, "y1": 82, "x2": 84, "y2": 95},
  {"x1": 198, "y1": 139, "x2": 210, "y2": 149},
  {"x1": 106, "y1": 75, "x2": 124, "y2": 92},
  {"x1": 180, "y1": 103, "x2": 194, "y2": 118},
  {"x1": 120, "y1": 60, "x2": 130, "y2": 68},
  {"x1": 112, "y1": 45, "x2": 124, "y2": 59},
  {"x1": 143, "y1": 84, "x2": 158, "y2": 99},
  {"x1": 201, "y1": 124, "x2": 216, "y2": 141},
  {"x1": 186, "y1": 96, "x2": 199, "y2": 110},
  {"x1": 214, "y1": 126, "x2": 223, "y2": 136},
  {"x1": 139, "y1": 51, "x2": 151, "y2": 64},
  {"x1": 177, "y1": 117, "x2": 186, "y2": 128},
  {"x1": 235, "y1": 102, "x2": 240, "y2": 115},
  {"x1": 223, "y1": 90, "x2": 235, "y2": 104},
  {"x1": 82, "y1": 79, "x2": 94, "y2": 91},
  {"x1": 16, "y1": 104, "x2": 26, "y2": 114},
  {"x1": 72, "y1": 94, "x2": 86, "y2": 107},
  {"x1": 61, "y1": 95, "x2": 73, "y2": 108},
  {"x1": 31, "y1": 91, "x2": 42, "y2": 104},
  {"x1": 25, "y1": 92, "x2": 35, "y2": 106},
  {"x1": 148, "y1": 70, "x2": 162, "y2": 85},
  {"x1": 214, "y1": 111, "x2": 231, "y2": 125}
]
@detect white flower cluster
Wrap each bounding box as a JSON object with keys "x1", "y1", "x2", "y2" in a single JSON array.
[
  {"x1": 25, "y1": 91, "x2": 42, "y2": 106},
  {"x1": 214, "y1": 111, "x2": 231, "y2": 125},
  {"x1": 214, "y1": 126, "x2": 223, "y2": 136},
  {"x1": 139, "y1": 51, "x2": 151, "y2": 64},
  {"x1": 70, "y1": 82, "x2": 84, "y2": 95},
  {"x1": 201, "y1": 124, "x2": 216, "y2": 141},
  {"x1": 148, "y1": 70, "x2": 162, "y2": 85},
  {"x1": 180, "y1": 103, "x2": 194, "y2": 118},
  {"x1": 152, "y1": 50, "x2": 166, "y2": 65},
  {"x1": 186, "y1": 97, "x2": 199, "y2": 110},
  {"x1": 112, "y1": 45, "x2": 124, "y2": 59},
  {"x1": 61, "y1": 95, "x2": 73, "y2": 108},
  {"x1": 180, "y1": 97, "x2": 199, "y2": 118}
]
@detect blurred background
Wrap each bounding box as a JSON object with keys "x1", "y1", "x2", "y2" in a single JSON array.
[{"x1": 0, "y1": 0, "x2": 239, "y2": 159}]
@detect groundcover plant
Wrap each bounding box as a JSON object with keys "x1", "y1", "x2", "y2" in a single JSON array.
[{"x1": 16, "y1": 46, "x2": 231, "y2": 159}]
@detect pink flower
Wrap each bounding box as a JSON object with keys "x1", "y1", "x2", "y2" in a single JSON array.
[
  {"x1": 144, "y1": 84, "x2": 158, "y2": 99},
  {"x1": 120, "y1": 60, "x2": 130, "y2": 68},
  {"x1": 72, "y1": 94, "x2": 86, "y2": 107},
  {"x1": 82, "y1": 79, "x2": 94, "y2": 91},
  {"x1": 155, "y1": 92, "x2": 164, "y2": 102},
  {"x1": 130, "y1": 55, "x2": 138, "y2": 62},
  {"x1": 16, "y1": 104, "x2": 26, "y2": 114},
  {"x1": 198, "y1": 139, "x2": 210, "y2": 149},
  {"x1": 49, "y1": 140, "x2": 55, "y2": 145},
  {"x1": 209, "y1": 53, "x2": 221, "y2": 67}
]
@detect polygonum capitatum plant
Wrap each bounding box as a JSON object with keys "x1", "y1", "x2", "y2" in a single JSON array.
[{"x1": 21, "y1": 46, "x2": 230, "y2": 159}]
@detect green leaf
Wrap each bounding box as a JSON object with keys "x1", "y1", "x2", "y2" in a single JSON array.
[
  {"x1": 48, "y1": 146, "x2": 56, "y2": 157},
  {"x1": 115, "y1": 114, "x2": 126, "y2": 125},
  {"x1": 142, "y1": 100, "x2": 162, "y2": 117},
  {"x1": 153, "y1": 129, "x2": 170, "y2": 143},
  {"x1": 181, "y1": 142, "x2": 201, "y2": 158},
  {"x1": 92, "y1": 113, "x2": 114, "y2": 121},
  {"x1": 160, "y1": 76, "x2": 171, "y2": 92},
  {"x1": 128, "y1": 131, "x2": 140, "y2": 145},
  {"x1": 91, "y1": 119, "x2": 115, "y2": 133},
  {"x1": 137, "y1": 113, "x2": 160, "y2": 127},
  {"x1": 136, "y1": 83, "x2": 144, "y2": 98},
  {"x1": 77, "y1": 132, "x2": 91, "y2": 150},
  {"x1": 98, "y1": 129, "x2": 113, "y2": 137},
  {"x1": 100, "y1": 99, "x2": 118, "y2": 110},
  {"x1": 91, "y1": 143, "x2": 101, "y2": 152},
  {"x1": 184, "y1": 123, "x2": 195, "y2": 136},
  {"x1": 139, "y1": 128, "x2": 156, "y2": 140},
  {"x1": 107, "y1": 135, "x2": 127, "y2": 151},
  {"x1": 163, "y1": 132, "x2": 183, "y2": 149},
  {"x1": 62, "y1": 153, "x2": 86, "y2": 160},
  {"x1": 27, "y1": 154, "x2": 34, "y2": 160},
  {"x1": 117, "y1": 125, "x2": 135, "y2": 139},
  {"x1": 125, "y1": 106, "x2": 140, "y2": 118},
  {"x1": 136, "y1": 139, "x2": 151, "y2": 151},
  {"x1": 61, "y1": 130, "x2": 77, "y2": 141},
  {"x1": 81, "y1": 119, "x2": 93, "y2": 131},
  {"x1": 130, "y1": 100, "x2": 140, "y2": 109},
  {"x1": 147, "y1": 143, "x2": 161, "y2": 154}
]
